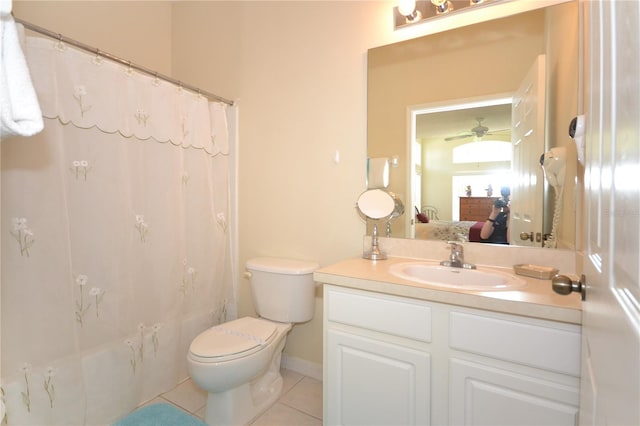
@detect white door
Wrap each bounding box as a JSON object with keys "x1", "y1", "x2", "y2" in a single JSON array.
[
  {"x1": 510, "y1": 55, "x2": 546, "y2": 246},
  {"x1": 579, "y1": 1, "x2": 640, "y2": 425},
  {"x1": 409, "y1": 139, "x2": 422, "y2": 238}
]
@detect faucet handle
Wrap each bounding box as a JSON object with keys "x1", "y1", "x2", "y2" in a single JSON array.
[
  {"x1": 455, "y1": 233, "x2": 469, "y2": 243},
  {"x1": 446, "y1": 240, "x2": 462, "y2": 249}
]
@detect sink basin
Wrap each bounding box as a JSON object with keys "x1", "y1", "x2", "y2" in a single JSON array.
[{"x1": 389, "y1": 262, "x2": 526, "y2": 291}]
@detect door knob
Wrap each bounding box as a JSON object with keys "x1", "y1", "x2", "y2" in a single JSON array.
[
  {"x1": 552, "y1": 274, "x2": 586, "y2": 301},
  {"x1": 519, "y1": 232, "x2": 533, "y2": 241}
]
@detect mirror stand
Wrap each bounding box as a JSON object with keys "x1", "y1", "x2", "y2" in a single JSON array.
[
  {"x1": 364, "y1": 223, "x2": 386, "y2": 260},
  {"x1": 357, "y1": 189, "x2": 405, "y2": 261}
]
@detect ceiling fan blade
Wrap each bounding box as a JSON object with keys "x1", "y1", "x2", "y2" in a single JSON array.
[
  {"x1": 444, "y1": 133, "x2": 473, "y2": 141},
  {"x1": 486, "y1": 128, "x2": 511, "y2": 135}
]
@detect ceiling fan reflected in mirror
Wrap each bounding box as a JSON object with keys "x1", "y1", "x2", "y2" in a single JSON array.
[{"x1": 444, "y1": 117, "x2": 509, "y2": 141}]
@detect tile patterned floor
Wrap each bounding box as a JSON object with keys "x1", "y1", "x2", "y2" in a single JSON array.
[{"x1": 143, "y1": 369, "x2": 322, "y2": 425}]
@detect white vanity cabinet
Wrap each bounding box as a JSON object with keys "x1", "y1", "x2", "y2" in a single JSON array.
[
  {"x1": 448, "y1": 310, "x2": 581, "y2": 425},
  {"x1": 323, "y1": 284, "x2": 581, "y2": 426},
  {"x1": 324, "y1": 285, "x2": 433, "y2": 425}
]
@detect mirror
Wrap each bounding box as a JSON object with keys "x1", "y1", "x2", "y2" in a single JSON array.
[
  {"x1": 357, "y1": 189, "x2": 397, "y2": 220},
  {"x1": 367, "y1": 1, "x2": 579, "y2": 249},
  {"x1": 356, "y1": 189, "x2": 404, "y2": 260}
]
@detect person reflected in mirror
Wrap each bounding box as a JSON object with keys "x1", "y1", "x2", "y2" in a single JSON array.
[{"x1": 480, "y1": 186, "x2": 510, "y2": 244}]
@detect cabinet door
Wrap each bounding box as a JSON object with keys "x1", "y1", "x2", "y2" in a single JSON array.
[
  {"x1": 450, "y1": 358, "x2": 579, "y2": 426},
  {"x1": 326, "y1": 329, "x2": 431, "y2": 426}
]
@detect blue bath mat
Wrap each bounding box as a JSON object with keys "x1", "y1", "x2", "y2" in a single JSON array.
[{"x1": 114, "y1": 403, "x2": 207, "y2": 426}]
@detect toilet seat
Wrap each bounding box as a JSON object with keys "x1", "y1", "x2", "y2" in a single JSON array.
[{"x1": 189, "y1": 317, "x2": 277, "y2": 363}]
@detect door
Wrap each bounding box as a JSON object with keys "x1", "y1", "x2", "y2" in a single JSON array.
[
  {"x1": 510, "y1": 55, "x2": 546, "y2": 246},
  {"x1": 409, "y1": 138, "x2": 422, "y2": 238},
  {"x1": 579, "y1": 1, "x2": 640, "y2": 425}
]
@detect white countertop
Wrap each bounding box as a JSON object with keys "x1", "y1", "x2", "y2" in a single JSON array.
[{"x1": 315, "y1": 257, "x2": 582, "y2": 325}]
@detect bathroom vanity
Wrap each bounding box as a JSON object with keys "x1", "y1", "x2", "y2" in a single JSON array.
[{"x1": 316, "y1": 257, "x2": 582, "y2": 426}]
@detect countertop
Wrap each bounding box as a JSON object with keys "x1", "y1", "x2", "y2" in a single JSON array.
[{"x1": 314, "y1": 257, "x2": 582, "y2": 325}]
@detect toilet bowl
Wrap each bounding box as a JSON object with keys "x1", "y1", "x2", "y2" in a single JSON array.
[
  {"x1": 187, "y1": 257, "x2": 318, "y2": 426},
  {"x1": 188, "y1": 317, "x2": 291, "y2": 425}
]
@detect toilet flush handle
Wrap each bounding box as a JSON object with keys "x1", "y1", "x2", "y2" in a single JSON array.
[{"x1": 243, "y1": 271, "x2": 252, "y2": 279}]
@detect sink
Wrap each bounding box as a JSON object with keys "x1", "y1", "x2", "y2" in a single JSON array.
[{"x1": 389, "y1": 262, "x2": 527, "y2": 291}]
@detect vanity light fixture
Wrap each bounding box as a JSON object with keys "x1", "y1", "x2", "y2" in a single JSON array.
[
  {"x1": 398, "y1": 0, "x2": 422, "y2": 22},
  {"x1": 394, "y1": 0, "x2": 498, "y2": 30},
  {"x1": 431, "y1": 0, "x2": 454, "y2": 15}
]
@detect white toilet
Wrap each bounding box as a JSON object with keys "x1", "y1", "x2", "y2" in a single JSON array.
[{"x1": 187, "y1": 257, "x2": 319, "y2": 426}]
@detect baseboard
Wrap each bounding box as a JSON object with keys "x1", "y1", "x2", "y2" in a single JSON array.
[{"x1": 281, "y1": 354, "x2": 323, "y2": 381}]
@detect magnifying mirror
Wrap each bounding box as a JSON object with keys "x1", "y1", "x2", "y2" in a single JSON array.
[
  {"x1": 357, "y1": 189, "x2": 397, "y2": 220},
  {"x1": 356, "y1": 189, "x2": 404, "y2": 260}
]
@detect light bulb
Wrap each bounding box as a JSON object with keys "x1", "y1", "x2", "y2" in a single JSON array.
[
  {"x1": 398, "y1": 0, "x2": 417, "y2": 17},
  {"x1": 432, "y1": 0, "x2": 453, "y2": 14}
]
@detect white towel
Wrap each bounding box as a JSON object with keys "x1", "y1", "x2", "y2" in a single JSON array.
[
  {"x1": 0, "y1": 0, "x2": 43, "y2": 138},
  {"x1": 367, "y1": 157, "x2": 390, "y2": 189}
]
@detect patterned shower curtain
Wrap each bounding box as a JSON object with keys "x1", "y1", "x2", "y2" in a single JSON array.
[{"x1": 1, "y1": 36, "x2": 235, "y2": 425}]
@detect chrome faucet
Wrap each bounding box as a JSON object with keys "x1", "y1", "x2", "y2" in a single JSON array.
[{"x1": 440, "y1": 241, "x2": 476, "y2": 269}]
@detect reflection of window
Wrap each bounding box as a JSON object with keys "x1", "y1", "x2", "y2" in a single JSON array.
[{"x1": 452, "y1": 141, "x2": 512, "y2": 163}]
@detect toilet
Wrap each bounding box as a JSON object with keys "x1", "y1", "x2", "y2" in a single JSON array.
[{"x1": 187, "y1": 257, "x2": 319, "y2": 426}]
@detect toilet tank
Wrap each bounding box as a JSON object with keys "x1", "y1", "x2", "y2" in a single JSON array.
[{"x1": 246, "y1": 257, "x2": 319, "y2": 323}]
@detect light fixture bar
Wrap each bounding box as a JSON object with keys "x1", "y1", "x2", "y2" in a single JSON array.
[{"x1": 393, "y1": 0, "x2": 499, "y2": 30}]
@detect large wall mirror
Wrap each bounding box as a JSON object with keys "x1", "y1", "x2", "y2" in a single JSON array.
[{"x1": 367, "y1": 0, "x2": 580, "y2": 249}]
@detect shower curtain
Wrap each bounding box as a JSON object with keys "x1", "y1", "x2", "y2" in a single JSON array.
[{"x1": 1, "y1": 36, "x2": 235, "y2": 425}]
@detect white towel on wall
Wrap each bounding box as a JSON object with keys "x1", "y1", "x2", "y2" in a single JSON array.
[
  {"x1": 367, "y1": 157, "x2": 390, "y2": 189},
  {"x1": 0, "y1": 0, "x2": 43, "y2": 138}
]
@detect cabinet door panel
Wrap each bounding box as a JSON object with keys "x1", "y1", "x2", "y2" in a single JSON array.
[
  {"x1": 326, "y1": 329, "x2": 431, "y2": 426},
  {"x1": 450, "y1": 358, "x2": 578, "y2": 426},
  {"x1": 449, "y1": 311, "x2": 581, "y2": 376}
]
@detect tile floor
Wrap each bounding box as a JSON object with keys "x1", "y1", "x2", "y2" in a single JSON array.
[{"x1": 143, "y1": 369, "x2": 322, "y2": 425}]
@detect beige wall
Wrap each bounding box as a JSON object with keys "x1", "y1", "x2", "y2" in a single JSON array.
[
  {"x1": 171, "y1": 1, "x2": 395, "y2": 365},
  {"x1": 14, "y1": 1, "x2": 173, "y2": 75},
  {"x1": 11, "y1": 1, "x2": 579, "y2": 367},
  {"x1": 12, "y1": 0, "x2": 412, "y2": 367}
]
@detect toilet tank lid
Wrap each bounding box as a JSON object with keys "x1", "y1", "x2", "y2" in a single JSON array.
[{"x1": 246, "y1": 257, "x2": 319, "y2": 274}]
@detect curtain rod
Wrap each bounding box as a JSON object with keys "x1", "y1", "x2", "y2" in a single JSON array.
[{"x1": 13, "y1": 16, "x2": 234, "y2": 106}]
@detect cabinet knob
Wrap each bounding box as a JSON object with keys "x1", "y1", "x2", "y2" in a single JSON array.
[{"x1": 552, "y1": 274, "x2": 586, "y2": 301}]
